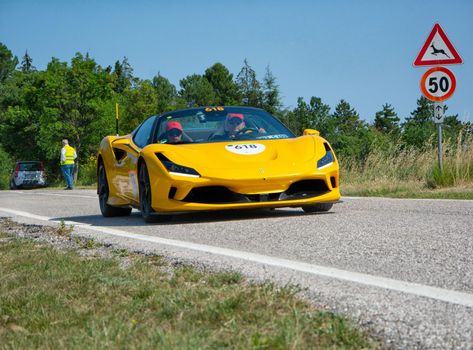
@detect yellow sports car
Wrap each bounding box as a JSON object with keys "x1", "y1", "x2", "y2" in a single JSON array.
[{"x1": 97, "y1": 106, "x2": 340, "y2": 222}]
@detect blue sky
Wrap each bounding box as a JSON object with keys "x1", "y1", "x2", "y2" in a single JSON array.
[{"x1": 1, "y1": 0, "x2": 472, "y2": 123}]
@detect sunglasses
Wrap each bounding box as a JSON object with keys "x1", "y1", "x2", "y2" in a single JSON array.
[
  {"x1": 228, "y1": 117, "x2": 243, "y2": 125},
  {"x1": 168, "y1": 129, "x2": 182, "y2": 137}
]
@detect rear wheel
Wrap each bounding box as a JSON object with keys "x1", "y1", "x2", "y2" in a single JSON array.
[
  {"x1": 9, "y1": 180, "x2": 17, "y2": 190},
  {"x1": 98, "y1": 164, "x2": 131, "y2": 217},
  {"x1": 139, "y1": 162, "x2": 172, "y2": 223},
  {"x1": 302, "y1": 203, "x2": 333, "y2": 213}
]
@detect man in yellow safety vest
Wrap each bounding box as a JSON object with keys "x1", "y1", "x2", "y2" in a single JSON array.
[{"x1": 60, "y1": 139, "x2": 77, "y2": 190}]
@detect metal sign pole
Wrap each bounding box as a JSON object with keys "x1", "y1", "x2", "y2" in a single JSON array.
[
  {"x1": 437, "y1": 123, "x2": 443, "y2": 170},
  {"x1": 433, "y1": 102, "x2": 444, "y2": 171}
]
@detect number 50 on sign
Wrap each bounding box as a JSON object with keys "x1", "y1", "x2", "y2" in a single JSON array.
[{"x1": 420, "y1": 66, "x2": 456, "y2": 102}]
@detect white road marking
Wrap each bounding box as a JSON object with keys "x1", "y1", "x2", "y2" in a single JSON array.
[
  {"x1": 8, "y1": 191, "x2": 96, "y2": 199},
  {"x1": 1, "y1": 207, "x2": 473, "y2": 308}
]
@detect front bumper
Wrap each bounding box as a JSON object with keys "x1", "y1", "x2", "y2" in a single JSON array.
[{"x1": 149, "y1": 168, "x2": 340, "y2": 213}]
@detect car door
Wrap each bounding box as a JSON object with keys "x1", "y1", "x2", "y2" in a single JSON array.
[{"x1": 111, "y1": 116, "x2": 157, "y2": 204}]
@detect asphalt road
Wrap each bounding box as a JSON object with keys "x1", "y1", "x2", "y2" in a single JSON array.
[{"x1": 1, "y1": 189, "x2": 472, "y2": 349}]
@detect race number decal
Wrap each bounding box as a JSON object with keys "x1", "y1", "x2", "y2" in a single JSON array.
[{"x1": 225, "y1": 144, "x2": 266, "y2": 155}]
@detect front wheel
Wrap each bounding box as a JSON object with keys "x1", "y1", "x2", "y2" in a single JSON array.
[
  {"x1": 98, "y1": 164, "x2": 131, "y2": 217},
  {"x1": 302, "y1": 203, "x2": 333, "y2": 213},
  {"x1": 139, "y1": 162, "x2": 172, "y2": 223}
]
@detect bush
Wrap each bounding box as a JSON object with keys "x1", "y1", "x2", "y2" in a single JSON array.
[
  {"x1": 426, "y1": 134, "x2": 473, "y2": 188},
  {"x1": 77, "y1": 155, "x2": 97, "y2": 186},
  {"x1": 0, "y1": 146, "x2": 14, "y2": 190}
]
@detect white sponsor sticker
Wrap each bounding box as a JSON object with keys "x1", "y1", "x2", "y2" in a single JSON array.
[{"x1": 225, "y1": 143, "x2": 266, "y2": 155}]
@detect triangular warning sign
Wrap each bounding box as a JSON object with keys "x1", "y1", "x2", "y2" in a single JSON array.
[{"x1": 414, "y1": 23, "x2": 463, "y2": 66}]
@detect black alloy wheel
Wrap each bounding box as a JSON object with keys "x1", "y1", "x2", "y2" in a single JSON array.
[{"x1": 139, "y1": 162, "x2": 172, "y2": 223}]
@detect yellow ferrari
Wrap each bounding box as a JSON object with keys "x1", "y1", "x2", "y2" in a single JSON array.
[{"x1": 97, "y1": 106, "x2": 340, "y2": 222}]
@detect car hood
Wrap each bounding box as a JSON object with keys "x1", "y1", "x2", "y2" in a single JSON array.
[{"x1": 145, "y1": 136, "x2": 321, "y2": 178}]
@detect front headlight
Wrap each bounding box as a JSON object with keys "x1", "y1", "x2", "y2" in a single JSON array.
[
  {"x1": 156, "y1": 153, "x2": 200, "y2": 177},
  {"x1": 317, "y1": 144, "x2": 334, "y2": 169}
]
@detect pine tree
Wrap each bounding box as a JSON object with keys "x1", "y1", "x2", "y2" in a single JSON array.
[
  {"x1": 236, "y1": 59, "x2": 263, "y2": 107},
  {"x1": 204, "y1": 63, "x2": 239, "y2": 105},
  {"x1": 405, "y1": 96, "x2": 434, "y2": 124},
  {"x1": 374, "y1": 103, "x2": 400, "y2": 134},
  {"x1": 402, "y1": 97, "x2": 436, "y2": 149},
  {"x1": 20, "y1": 51, "x2": 36, "y2": 72},
  {"x1": 332, "y1": 99, "x2": 364, "y2": 134},
  {"x1": 112, "y1": 57, "x2": 134, "y2": 93},
  {"x1": 262, "y1": 66, "x2": 282, "y2": 114}
]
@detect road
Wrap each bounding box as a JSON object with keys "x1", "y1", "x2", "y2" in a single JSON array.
[{"x1": 1, "y1": 189, "x2": 472, "y2": 349}]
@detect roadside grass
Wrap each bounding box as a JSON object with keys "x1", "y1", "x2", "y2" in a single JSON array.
[
  {"x1": 341, "y1": 181, "x2": 473, "y2": 199},
  {"x1": 0, "y1": 230, "x2": 378, "y2": 349},
  {"x1": 340, "y1": 135, "x2": 473, "y2": 200}
]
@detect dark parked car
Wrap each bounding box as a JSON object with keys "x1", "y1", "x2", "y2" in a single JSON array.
[{"x1": 10, "y1": 161, "x2": 48, "y2": 189}]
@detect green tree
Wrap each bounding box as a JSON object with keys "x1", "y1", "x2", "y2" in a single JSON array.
[
  {"x1": 112, "y1": 57, "x2": 134, "y2": 93},
  {"x1": 35, "y1": 53, "x2": 115, "y2": 171},
  {"x1": 20, "y1": 51, "x2": 36, "y2": 72},
  {"x1": 374, "y1": 103, "x2": 400, "y2": 134},
  {"x1": 332, "y1": 99, "x2": 364, "y2": 134},
  {"x1": 0, "y1": 68, "x2": 42, "y2": 161},
  {"x1": 0, "y1": 145, "x2": 14, "y2": 189},
  {"x1": 402, "y1": 97, "x2": 436, "y2": 149},
  {"x1": 262, "y1": 65, "x2": 282, "y2": 114},
  {"x1": 152, "y1": 73, "x2": 178, "y2": 113},
  {"x1": 331, "y1": 100, "x2": 373, "y2": 160},
  {"x1": 204, "y1": 63, "x2": 240, "y2": 106},
  {"x1": 236, "y1": 59, "x2": 263, "y2": 107},
  {"x1": 283, "y1": 97, "x2": 332, "y2": 136},
  {"x1": 0, "y1": 42, "x2": 18, "y2": 82},
  {"x1": 122, "y1": 80, "x2": 158, "y2": 131},
  {"x1": 179, "y1": 74, "x2": 215, "y2": 107}
]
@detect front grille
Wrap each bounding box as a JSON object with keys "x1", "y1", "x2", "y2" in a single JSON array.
[{"x1": 181, "y1": 180, "x2": 329, "y2": 204}]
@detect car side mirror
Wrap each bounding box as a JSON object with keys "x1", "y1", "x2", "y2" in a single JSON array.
[
  {"x1": 112, "y1": 138, "x2": 131, "y2": 146},
  {"x1": 303, "y1": 128, "x2": 320, "y2": 136}
]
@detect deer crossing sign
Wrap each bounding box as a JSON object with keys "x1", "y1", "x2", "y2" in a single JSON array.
[{"x1": 413, "y1": 23, "x2": 463, "y2": 67}]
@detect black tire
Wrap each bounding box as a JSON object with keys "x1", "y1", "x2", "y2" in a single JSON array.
[
  {"x1": 302, "y1": 203, "x2": 333, "y2": 213},
  {"x1": 98, "y1": 164, "x2": 132, "y2": 217},
  {"x1": 10, "y1": 180, "x2": 17, "y2": 190},
  {"x1": 139, "y1": 162, "x2": 172, "y2": 223}
]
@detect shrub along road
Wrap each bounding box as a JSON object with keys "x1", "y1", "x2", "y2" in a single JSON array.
[{"x1": 1, "y1": 189, "x2": 472, "y2": 349}]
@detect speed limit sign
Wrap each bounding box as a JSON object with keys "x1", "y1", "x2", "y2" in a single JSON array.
[{"x1": 420, "y1": 66, "x2": 456, "y2": 101}]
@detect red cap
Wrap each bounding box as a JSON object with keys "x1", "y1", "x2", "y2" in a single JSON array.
[
  {"x1": 166, "y1": 121, "x2": 183, "y2": 131},
  {"x1": 227, "y1": 113, "x2": 244, "y2": 120}
]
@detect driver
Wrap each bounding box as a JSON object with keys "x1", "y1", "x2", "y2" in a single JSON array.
[
  {"x1": 209, "y1": 113, "x2": 251, "y2": 141},
  {"x1": 224, "y1": 113, "x2": 247, "y2": 138}
]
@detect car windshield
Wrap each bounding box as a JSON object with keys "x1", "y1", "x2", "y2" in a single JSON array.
[
  {"x1": 18, "y1": 162, "x2": 42, "y2": 171},
  {"x1": 154, "y1": 107, "x2": 295, "y2": 144}
]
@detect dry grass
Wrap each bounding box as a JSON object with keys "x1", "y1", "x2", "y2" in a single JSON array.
[{"x1": 340, "y1": 133, "x2": 473, "y2": 198}]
